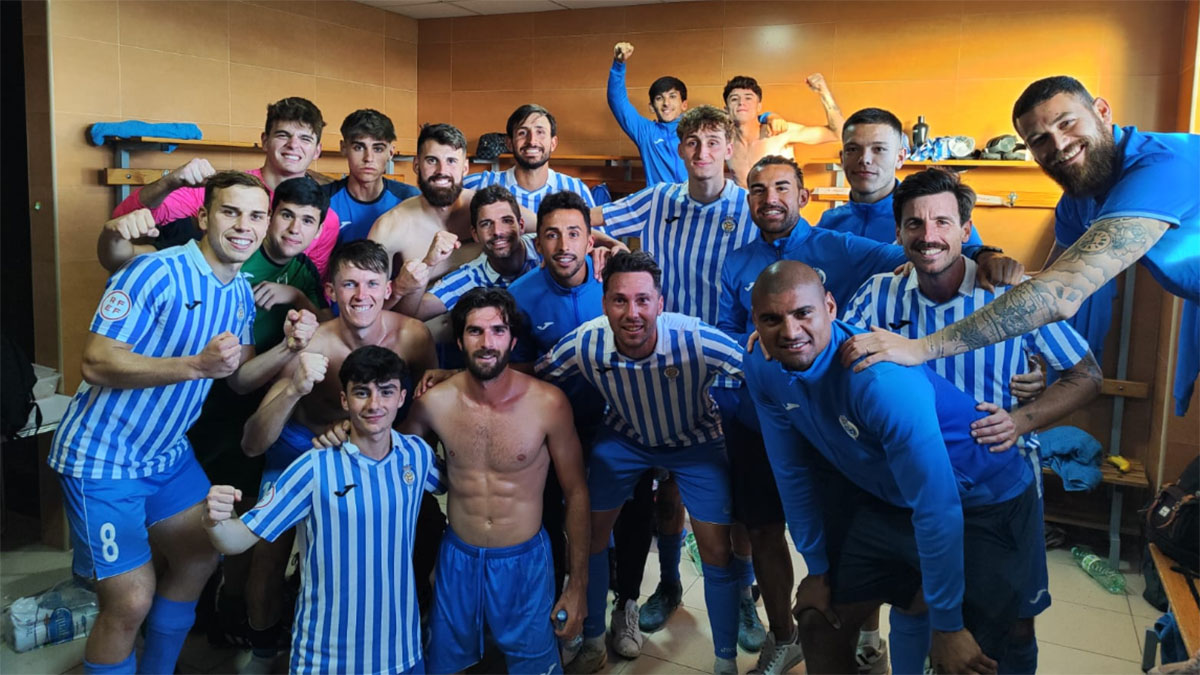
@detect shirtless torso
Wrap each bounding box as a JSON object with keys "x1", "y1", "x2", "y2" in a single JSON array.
[
  {"x1": 402, "y1": 368, "x2": 575, "y2": 548},
  {"x1": 368, "y1": 190, "x2": 482, "y2": 285},
  {"x1": 728, "y1": 127, "x2": 797, "y2": 188}
]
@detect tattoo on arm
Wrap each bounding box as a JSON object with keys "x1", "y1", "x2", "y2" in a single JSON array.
[{"x1": 927, "y1": 216, "x2": 1168, "y2": 358}]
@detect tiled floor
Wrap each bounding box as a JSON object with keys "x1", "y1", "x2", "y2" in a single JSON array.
[{"x1": 0, "y1": 538, "x2": 1162, "y2": 674}]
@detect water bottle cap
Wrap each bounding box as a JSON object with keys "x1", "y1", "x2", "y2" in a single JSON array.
[{"x1": 556, "y1": 609, "x2": 568, "y2": 622}]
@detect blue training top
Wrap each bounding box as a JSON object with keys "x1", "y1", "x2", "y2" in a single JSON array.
[
  {"x1": 323, "y1": 177, "x2": 420, "y2": 245},
  {"x1": 816, "y1": 183, "x2": 984, "y2": 247},
  {"x1": 1054, "y1": 125, "x2": 1200, "y2": 303},
  {"x1": 607, "y1": 60, "x2": 688, "y2": 187},
  {"x1": 744, "y1": 320, "x2": 1032, "y2": 632}
]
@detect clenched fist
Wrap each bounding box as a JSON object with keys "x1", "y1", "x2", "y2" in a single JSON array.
[
  {"x1": 104, "y1": 208, "x2": 159, "y2": 241},
  {"x1": 194, "y1": 332, "x2": 242, "y2": 379},
  {"x1": 203, "y1": 485, "x2": 242, "y2": 527},
  {"x1": 170, "y1": 158, "x2": 216, "y2": 188},
  {"x1": 283, "y1": 309, "x2": 319, "y2": 351},
  {"x1": 422, "y1": 230, "x2": 460, "y2": 267},
  {"x1": 290, "y1": 352, "x2": 329, "y2": 397},
  {"x1": 614, "y1": 42, "x2": 634, "y2": 63}
]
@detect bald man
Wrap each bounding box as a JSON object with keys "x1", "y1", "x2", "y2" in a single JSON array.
[{"x1": 742, "y1": 261, "x2": 1040, "y2": 675}]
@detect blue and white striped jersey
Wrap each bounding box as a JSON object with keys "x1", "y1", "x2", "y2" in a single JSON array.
[
  {"x1": 843, "y1": 258, "x2": 1092, "y2": 463},
  {"x1": 429, "y1": 233, "x2": 540, "y2": 309},
  {"x1": 49, "y1": 241, "x2": 256, "y2": 479},
  {"x1": 536, "y1": 313, "x2": 744, "y2": 447},
  {"x1": 463, "y1": 167, "x2": 596, "y2": 212},
  {"x1": 600, "y1": 180, "x2": 757, "y2": 325},
  {"x1": 242, "y1": 431, "x2": 445, "y2": 675}
]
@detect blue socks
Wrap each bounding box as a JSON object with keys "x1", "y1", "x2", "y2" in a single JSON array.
[
  {"x1": 84, "y1": 651, "x2": 136, "y2": 675},
  {"x1": 999, "y1": 636, "x2": 1038, "y2": 674},
  {"x1": 701, "y1": 561, "x2": 739, "y2": 660},
  {"x1": 658, "y1": 530, "x2": 684, "y2": 583},
  {"x1": 584, "y1": 550, "x2": 610, "y2": 639},
  {"x1": 888, "y1": 607, "x2": 931, "y2": 675},
  {"x1": 139, "y1": 595, "x2": 197, "y2": 675}
]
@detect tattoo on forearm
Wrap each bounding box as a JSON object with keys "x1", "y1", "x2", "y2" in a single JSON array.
[{"x1": 945, "y1": 279, "x2": 1060, "y2": 351}]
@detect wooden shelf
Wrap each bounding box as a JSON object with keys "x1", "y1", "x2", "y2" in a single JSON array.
[{"x1": 1042, "y1": 457, "x2": 1150, "y2": 490}]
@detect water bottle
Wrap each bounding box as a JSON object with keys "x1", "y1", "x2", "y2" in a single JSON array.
[
  {"x1": 555, "y1": 609, "x2": 582, "y2": 664},
  {"x1": 684, "y1": 531, "x2": 704, "y2": 576},
  {"x1": 1071, "y1": 546, "x2": 1126, "y2": 594},
  {"x1": 7, "y1": 579, "x2": 99, "y2": 652},
  {"x1": 912, "y1": 115, "x2": 930, "y2": 148}
]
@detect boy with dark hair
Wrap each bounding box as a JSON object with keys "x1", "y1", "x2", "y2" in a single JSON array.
[
  {"x1": 724, "y1": 74, "x2": 844, "y2": 188},
  {"x1": 606, "y1": 42, "x2": 689, "y2": 186},
  {"x1": 106, "y1": 97, "x2": 342, "y2": 277},
  {"x1": 324, "y1": 109, "x2": 420, "y2": 244},
  {"x1": 203, "y1": 345, "x2": 445, "y2": 675},
  {"x1": 463, "y1": 104, "x2": 597, "y2": 211}
]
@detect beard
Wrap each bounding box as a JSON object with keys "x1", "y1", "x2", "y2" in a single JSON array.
[
  {"x1": 465, "y1": 347, "x2": 511, "y2": 381},
  {"x1": 513, "y1": 147, "x2": 550, "y2": 171},
  {"x1": 1043, "y1": 128, "x2": 1118, "y2": 198},
  {"x1": 419, "y1": 173, "x2": 463, "y2": 207}
]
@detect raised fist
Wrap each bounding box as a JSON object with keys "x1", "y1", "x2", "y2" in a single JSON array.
[
  {"x1": 291, "y1": 352, "x2": 329, "y2": 396},
  {"x1": 422, "y1": 230, "x2": 460, "y2": 267},
  {"x1": 104, "y1": 208, "x2": 159, "y2": 241},
  {"x1": 171, "y1": 158, "x2": 216, "y2": 188},
  {"x1": 195, "y1": 332, "x2": 242, "y2": 379},
  {"x1": 614, "y1": 42, "x2": 634, "y2": 63}
]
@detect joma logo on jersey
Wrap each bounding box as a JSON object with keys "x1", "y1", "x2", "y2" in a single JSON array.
[{"x1": 838, "y1": 415, "x2": 860, "y2": 440}]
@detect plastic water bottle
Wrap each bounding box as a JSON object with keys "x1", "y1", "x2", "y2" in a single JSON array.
[
  {"x1": 684, "y1": 531, "x2": 704, "y2": 576},
  {"x1": 1071, "y1": 546, "x2": 1126, "y2": 594},
  {"x1": 8, "y1": 578, "x2": 99, "y2": 652},
  {"x1": 555, "y1": 609, "x2": 582, "y2": 664}
]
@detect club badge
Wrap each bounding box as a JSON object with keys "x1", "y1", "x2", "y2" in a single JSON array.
[
  {"x1": 838, "y1": 415, "x2": 860, "y2": 440},
  {"x1": 403, "y1": 466, "x2": 416, "y2": 485}
]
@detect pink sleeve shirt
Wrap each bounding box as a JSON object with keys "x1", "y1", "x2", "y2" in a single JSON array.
[{"x1": 111, "y1": 168, "x2": 339, "y2": 278}]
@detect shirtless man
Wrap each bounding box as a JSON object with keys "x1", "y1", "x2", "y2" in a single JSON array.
[
  {"x1": 237, "y1": 240, "x2": 437, "y2": 671},
  {"x1": 402, "y1": 287, "x2": 589, "y2": 675},
  {"x1": 725, "y1": 74, "x2": 844, "y2": 187}
]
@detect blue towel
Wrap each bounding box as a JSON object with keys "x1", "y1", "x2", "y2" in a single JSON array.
[
  {"x1": 1174, "y1": 300, "x2": 1199, "y2": 416},
  {"x1": 1038, "y1": 425, "x2": 1103, "y2": 491},
  {"x1": 88, "y1": 121, "x2": 203, "y2": 151}
]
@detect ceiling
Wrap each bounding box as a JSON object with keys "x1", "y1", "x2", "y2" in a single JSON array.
[{"x1": 356, "y1": 0, "x2": 691, "y2": 20}]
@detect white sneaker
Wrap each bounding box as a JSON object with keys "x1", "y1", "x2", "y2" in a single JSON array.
[
  {"x1": 750, "y1": 632, "x2": 805, "y2": 675},
  {"x1": 609, "y1": 598, "x2": 645, "y2": 658},
  {"x1": 714, "y1": 655, "x2": 739, "y2": 674},
  {"x1": 855, "y1": 638, "x2": 889, "y2": 674}
]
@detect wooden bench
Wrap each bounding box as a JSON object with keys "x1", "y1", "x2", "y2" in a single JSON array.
[{"x1": 1141, "y1": 544, "x2": 1200, "y2": 670}]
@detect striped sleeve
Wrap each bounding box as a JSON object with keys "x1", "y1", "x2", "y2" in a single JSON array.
[
  {"x1": 842, "y1": 276, "x2": 885, "y2": 328},
  {"x1": 425, "y1": 456, "x2": 447, "y2": 495},
  {"x1": 535, "y1": 326, "x2": 584, "y2": 384},
  {"x1": 429, "y1": 265, "x2": 479, "y2": 308},
  {"x1": 698, "y1": 323, "x2": 744, "y2": 384},
  {"x1": 242, "y1": 451, "x2": 317, "y2": 542},
  {"x1": 463, "y1": 172, "x2": 490, "y2": 191},
  {"x1": 91, "y1": 257, "x2": 174, "y2": 345},
  {"x1": 600, "y1": 185, "x2": 658, "y2": 238},
  {"x1": 1027, "y1": 316, "x2": 1092, "y2": 372}
]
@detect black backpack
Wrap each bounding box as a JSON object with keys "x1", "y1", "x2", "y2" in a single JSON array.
[
  {"x1": 1143, "y1": 456, "x2": 1200, "y2": 572},
  {"x1": 475, "y1": 133, "x2": 509, "y2": 161},
  {"x1": 0, "y1": 333, "x2": 39, "y2": 440}
]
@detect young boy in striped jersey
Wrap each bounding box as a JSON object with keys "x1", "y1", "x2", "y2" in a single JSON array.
[
  {"x1": 463, "y1": 104, "x2": 597, "y2": 211},
  {"x1": 537, "y1": 251, "x2": 746, "y2": 675},
  {"x1": 238, "y1": 240, "x2": 438, "y2": 671},
  {"x1": 402, "y1": 287, "x2": 590, "y2": 675},
  {"x1": 50, "y1": 172, "x2": 317, "y2": 675},
  {"x1": 203, "y1": 345, "x2": 445, "y2": 675},
  {"x1": 842, "y1": 168, "x2": 1101, "y2": 673}
]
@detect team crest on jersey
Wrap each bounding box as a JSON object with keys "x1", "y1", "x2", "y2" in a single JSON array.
[
  {"x1": 721, "y1": 218, "x2": 736, "y2": 233},
  {"x1": 99, "y1": 290, "x2": 132, "y2": 321},
  {"x1": 237, "y1": 306, "x2": 246, "y2": 320},
  {"x1": 813, "y1": 267, "x2": 827, "y2": 285},
  {"x1": 664, "y1": 366, "x2": 680, "y2": 379},
  {"x1": 838, "y1": 415, "x2": 860, "y2": 440},
  {"x1": 403, "y1": 466, "x2": 416, "y2": 485},
  {"x1": 254, "y1": 484, "x2": 276, "y2": 509}
]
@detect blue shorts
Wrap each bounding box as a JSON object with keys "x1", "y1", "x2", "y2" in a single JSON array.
[
  {"x1": 427, "y1": 527, "x2": 559, "y2": 674},
  {"x1": 57, "y1": 451, "x2": 210, "y2": 580},
  {"x1": 588, "y1": 428, "x2": 732, "y2": 525},
  {"x1": 1019, "y1": 487, "x2": 1051, "y2": 618},
  {"x1": 259, "y1": 420, "x2": 313, "y2": 493}
]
